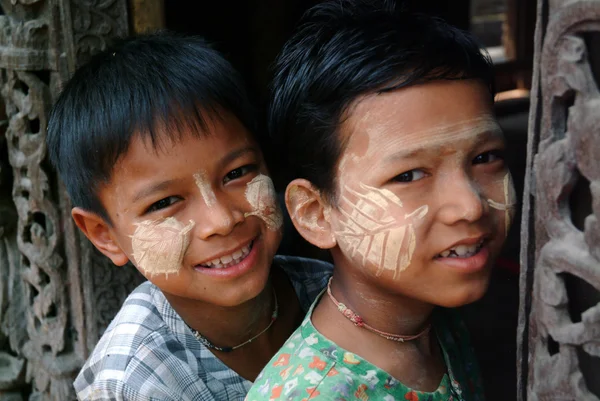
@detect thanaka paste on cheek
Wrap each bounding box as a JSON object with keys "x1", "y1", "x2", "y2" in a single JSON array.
[
  {"x1": 487, "y1": 172, "x2": 517, "y2": 236},
  {"x1": 333, "y1": 183, "x2": 428, "y2": 279},
  {"x1": 131, "y1": 217, "x2": 195, "y2": 277},
  {"x1": 244, "y1": 174, "x2": 283, "y2": 231},
  {"x1": 193, "y1": 170, "x2": 216, "y2": 207}
]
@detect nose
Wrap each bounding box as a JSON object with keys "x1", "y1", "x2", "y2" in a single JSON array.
[
  {"x1": 193, "y1": 197, "x2": 245, "y2": 239},
  {"x1": 436, "y1": 172, "x2": 486, "y2": 225}
]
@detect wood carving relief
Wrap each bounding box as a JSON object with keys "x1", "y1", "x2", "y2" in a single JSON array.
[
  {"x1": 68, "y1": 0, "x2": 129, "y2": 68},
  {"x1": 0, "y1": 0, "x2": 134, "y2": 399},
  {"x1": 0, "y1": 110, "x2": 27, "y2": 398},
  {"x1": 519, "y1": 1, "x2": 600, "y2": 400}
]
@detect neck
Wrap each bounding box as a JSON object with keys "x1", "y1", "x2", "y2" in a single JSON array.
[
  {"x1": 163, "y1": 280, "x2": 274, "y2": 348},
  {"x1": 328, "y1": 269, "x2": 435, "y2": 341}
]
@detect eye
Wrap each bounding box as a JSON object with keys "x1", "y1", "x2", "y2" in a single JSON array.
[
  {"x1": 473, "y1": 150, "x2": 504, "y2": 165},
  {"x1": 145, "y1": 196, "x2": 181, "y2": 214},
  {"x1": 223, "y1": 164, "x2": 257, "y2": 183},
  {"x1": 392, "y1": 169, "x2": 427, "y2": 183}
]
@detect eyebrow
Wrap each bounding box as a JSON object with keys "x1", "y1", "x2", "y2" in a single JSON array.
[
  {"x1": 131, "y1": 146, "x2": 259, "y2": 204},
  {"x1": 383, "y1": 128, "x2": 504, "y2": 164},
  {"x1": 131, "y1": 178, "x2": 183, "y2": 204},
  {"x1": 217, "y1": 146, "x2": 259, "y2": 171}
]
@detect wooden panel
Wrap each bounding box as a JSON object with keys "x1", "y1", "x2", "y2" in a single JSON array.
[
  {"x1": 519, "y1": 1, "x2": 600, "y2": 399},
  {"x1": 0, "y1": 1, "x2": 139, "y2": 399}
]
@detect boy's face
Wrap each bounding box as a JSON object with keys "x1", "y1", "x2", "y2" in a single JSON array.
[
  {"x1": 290, "y1": 79, "x2": 514, "y2": 308},
  {"x1": 77, "y1": 113, "x2": 282, "y2": 307}
]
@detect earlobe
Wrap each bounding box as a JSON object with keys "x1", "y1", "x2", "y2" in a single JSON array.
[
  {"x1": 71, "y1": 207, "x2": 130, "y2": 266},
  {"x1": 285, "y1": 179, "x2": 336, "y2": 249}
]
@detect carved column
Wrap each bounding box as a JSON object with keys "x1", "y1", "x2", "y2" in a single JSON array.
[
  {"x1": 0, "y1": 1, "x2": 142, "y2": 400},
  {"x1": 519, "y1": 0, "x2": 600, "y2": 400}
]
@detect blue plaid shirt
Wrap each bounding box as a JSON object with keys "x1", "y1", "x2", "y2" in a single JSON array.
[{"x1": 74, "y1": 255, "x2": 333, "y2": 401}]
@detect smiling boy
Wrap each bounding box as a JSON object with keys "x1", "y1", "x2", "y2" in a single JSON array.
[
  {"x1": 46, "y1": 33, "x2": 332, "y2": 400},
  {"x1": 246, "y1": 1, "x2": 515, "y2": 400}
]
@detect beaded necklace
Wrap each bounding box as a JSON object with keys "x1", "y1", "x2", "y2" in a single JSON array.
[
  {"x1": 189, "y1": 288, "x2": 278, "y2": 352},
  {"x1": 327, "y1": 278, "x2": 431, "y2": 342}
]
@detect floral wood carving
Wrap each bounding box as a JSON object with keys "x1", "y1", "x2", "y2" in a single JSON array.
[
  {"x1": 68, "y1": 0, "x2": 129, "y2": 68},
  {"x1": 519, "y1": 1, "x2": 600, "y2": 400},
  {"x1": 0, "y1": 0, "x2": 132, "y2": 399}
]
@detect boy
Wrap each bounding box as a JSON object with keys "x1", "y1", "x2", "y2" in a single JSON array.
[
  {"x1": 247, "y1": 1, "x2": 515, "y2": 400},
  {"x1": 46, "y1": 33, "x2": 332, "y2": 400}
]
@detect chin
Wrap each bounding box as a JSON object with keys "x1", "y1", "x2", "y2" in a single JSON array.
[
  {"x1": 189, "y1": 283, "x2": 265, "y2": 308},
  {"x1": 437, "y1": 279, "x2": 491, "y2": 308},
  {"x1": 219, "y1": 274, "x2": 272, "y2": 308}
]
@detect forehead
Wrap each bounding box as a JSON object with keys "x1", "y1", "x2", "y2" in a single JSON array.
[
  {"x1": 338, "y1": 80, "x2": 499, "y2": 165},
  {"x1": 139, "y1": 111, "x2": 254, "y2": 155},
  {"x1": 126, "y1": 113, "x2": 255, "y2": 167},
  {"x1": 99, "y1": 114, "x2": 257, "y2": 202}
]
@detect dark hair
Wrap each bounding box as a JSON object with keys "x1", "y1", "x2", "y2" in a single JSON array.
[
  {"x1": 269, "y1": 0, "x2": 495, "y2": 202},
  {"x1": 47, "y1": 31, "x2": 256, "y2": 222}
]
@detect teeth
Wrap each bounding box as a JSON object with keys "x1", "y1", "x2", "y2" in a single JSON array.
[
  {"x1": 438, "y1": 240, "x2": 483, "y2": 258},
  {"x1": 201, "y1": 242, "x2": 252, "y2": 269},
  {"x1": 454, "y1": 245, "x2": 474, "y2": 256}
]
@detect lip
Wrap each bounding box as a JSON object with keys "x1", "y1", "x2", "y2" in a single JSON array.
[
  {"x1": 434, "y1": 242, "x2": 491, "y2": 273},
  {"x1": 193, "y1": 237, "x2": 260, "y2": 278},
  {"x1": 441, "y1": 234, "x2": 489, "y2": 252}
]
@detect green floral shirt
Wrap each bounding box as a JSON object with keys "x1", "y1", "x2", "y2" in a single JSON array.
[{"x1": 246, "y1": 295, "x2": 485, "y2": 401}]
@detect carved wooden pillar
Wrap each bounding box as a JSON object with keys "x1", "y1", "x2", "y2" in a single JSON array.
[
  {"x1": 0, "y1": 1, "x2": 144, "y2": 400},
  {"x1": 519, "y1": 0, "x2": 600, "y2": 400}
]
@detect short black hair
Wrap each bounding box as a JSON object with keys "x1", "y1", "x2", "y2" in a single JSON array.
[
  {"x1": 47, "y1": 31, "x2": 256, "y2": 222},
  {"x1": 270, "y1": 0, "x2": 495, "y2": 201}
]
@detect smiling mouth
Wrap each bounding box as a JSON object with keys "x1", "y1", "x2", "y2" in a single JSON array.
[
  {"x1": 197, "y1": 241, "x2": 254, "y2": 269},
  {"x1": 436, "y1": 239, "x2": 486, "y2": 259}
]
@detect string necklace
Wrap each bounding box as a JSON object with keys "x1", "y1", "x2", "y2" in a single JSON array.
[
  {"x1": 189, "y1": 288, "x2": 278, "y2": 353},
  {"x1": 326, "y1": 278, "x2": 431, "y2": 342}
]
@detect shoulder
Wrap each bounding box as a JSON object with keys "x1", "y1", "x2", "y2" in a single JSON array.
[
  {"x1": 274, "y1": 255, "x2": 332, "y2": 311},
  {"x1": 248, "y1": 327, "x2": 385, "y2": 401},
  {"x1": 246, "y1": 326, "x2": 335, "y2": 401},
  {"x1": 73, "y1": 282, "x2": 186, "y2": 400},
  {"x1": 73, "y1": 282, "x2": 163, "y2": 397},
  {"x1": 75, "y1": 282, "x2": 249, "y2": 400},
  {"x1": 81, "y1": 281, "x2": 166, "y2": 364}
]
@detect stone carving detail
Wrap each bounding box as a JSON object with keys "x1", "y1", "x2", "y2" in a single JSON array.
[
  {"x1": 0, "y1": 0, "x2": 131, "y2": 399},
  {"x1": 519, "y1": 1, "x2": 600, "y2": 400}
]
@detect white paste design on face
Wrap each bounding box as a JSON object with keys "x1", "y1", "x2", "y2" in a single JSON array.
[
  {"x1": 244, "y1": 174, "x2": 283, "y2": 231},
  {"x1": 193, "y1": 171, "x2": 217, "y2": 207},
  {"x1": 131, "y1": 217, "x2": 195, "y2": 277},
  {"x1": 487, "y1": 172, "x2": 516, "y2": 236},
  {"x1": 333, "y1": 183, "x2": 428, "y2": 278},
  {"x1": 364, "y1": 116, "x2": 501, "y2": 155}
]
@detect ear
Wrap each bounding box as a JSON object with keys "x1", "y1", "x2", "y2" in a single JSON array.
[
  {"x1": 71, "y1": 207, "x2": 130, "y2": 266},
  {"x1": 285, "y1": 179, "x2": 336, "y2": 249}
]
